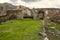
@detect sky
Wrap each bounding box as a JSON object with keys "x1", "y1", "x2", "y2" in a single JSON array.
[{"x1": 0, "y1": 0, "x2": 60, "y2": 8}]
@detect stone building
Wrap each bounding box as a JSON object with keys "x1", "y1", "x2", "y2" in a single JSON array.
[
  {"x1": 18, "y1": 5, "x2": 32, "y2": 18},
  {"x1": 31, "y1": 8, "x2": 60, "y2": 23},
  {"x1": 0, "y1": 3, "x2": 60, "y2": 24},
  {"x1": 6, "y1": 9, "x2": 23, "y2": 20}
]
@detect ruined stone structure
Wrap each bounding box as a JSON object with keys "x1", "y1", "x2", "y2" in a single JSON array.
[
  {"x1": 0, "y1": 9, "x2": 24, "y2": 24},
  {"x1": 32, "y1": 8, "x2": 45, "y2": 20},
  {"x1": 6, "y1": 9, "x2": 23, "y2": 20},
  {"x1": 0, "y1": 3, "x2": 60, "y2": 24},
  {"x1": 32, "y1": 8, "x2": 60, "y2": 24},
  {"x1": 18, "y1": 5, "x2": 32, "y2": 18}
]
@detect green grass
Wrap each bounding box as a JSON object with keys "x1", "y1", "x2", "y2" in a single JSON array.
[
  {"x1": 0, "y1": 19, "x2": 60, "y2": 40},
  {"x1": 0, "y1": 19, "x2": 42, "y2": 40}
]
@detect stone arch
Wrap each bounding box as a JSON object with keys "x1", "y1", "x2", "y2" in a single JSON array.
[
  {"x1": 37, "y1": 10, "x2": 45, "y2": 20},
  {"x1": 32, "y1": 9, "x2": 45, "y2": 20}
]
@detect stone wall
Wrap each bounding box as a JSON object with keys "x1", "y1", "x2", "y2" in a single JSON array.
[
  {"x1": 6, "y1": 9, "x2": 23, "y2": 20},
  {"x1": 31, "y1": 8, "x2": 60, "y2": 24}
]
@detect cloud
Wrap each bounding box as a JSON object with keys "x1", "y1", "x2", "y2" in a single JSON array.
[
  {"x1": 10, "y1": 0, "x2": 18, "y2": 4},
  {"x1": 0, "y1": 0, "x2": 60, "y2": 8},
  {"x1": 22, "y1": 0, "x2": 40, "y2": 3},
  {"x1": 0, "y1": 0, "x2": 9, "y2": 3},
  {"x1": 10, "y1": 0, "x2": 17, "y2": 2},
  {"x1": 17, "y1": 0, "x2": 60, "y2": 8}
]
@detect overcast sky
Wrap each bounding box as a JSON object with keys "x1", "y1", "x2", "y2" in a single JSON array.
[{"x1": 0, "y1": 0, "x2": 60, "y2": 8}]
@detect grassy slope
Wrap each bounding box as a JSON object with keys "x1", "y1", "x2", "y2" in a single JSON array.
[{"x1": 0, "y1": 19, "x2": 42, "y2": 40}]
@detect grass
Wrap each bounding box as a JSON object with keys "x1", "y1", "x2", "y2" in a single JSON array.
[
  {"x1": 0, "y1": 19, "x2": 42, "y2": 40},
  {"x1": 0, "y1": 18, "x2": 60, "y2": 40}
]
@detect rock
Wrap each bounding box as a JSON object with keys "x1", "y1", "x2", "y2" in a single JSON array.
[
  {"x1": 39, "y1": 32, "x2": 47, "y2": 37},
  {"x1": 50, "y1": 27, "x2": 55, "y2": 29},
  {"x1": 44, "y1": 37, "x2": 49, "y2": 40}
]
